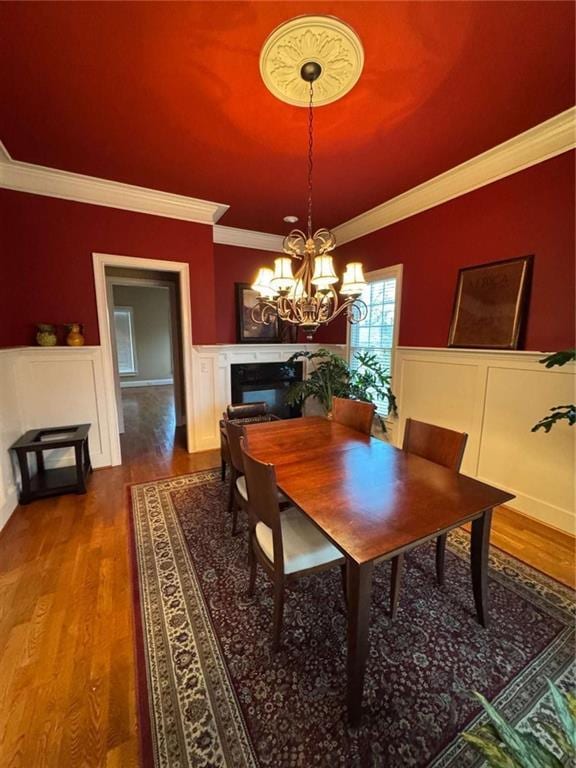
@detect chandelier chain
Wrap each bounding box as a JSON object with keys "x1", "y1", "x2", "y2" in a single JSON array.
[
  {"x1": 307, "y1": 80, "x2": 314, "y2": 238},
  {"x1": 251, "y1": 55, "x2": 367, "y2": 339}
]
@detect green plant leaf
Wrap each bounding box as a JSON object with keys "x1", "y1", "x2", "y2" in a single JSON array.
[
  {"x1": 539, "y1": 350, "x2": 576, "y2": 368},
  {"x1": 284, "y1": 348, "x2": 396, "y2": 423},
  {"x1": 532, "y1": 351, "x2": 576, "y2": 433},
  {"x1": 547, "y1": 679, "x2": 576, "y2": 753},
  {"x1": 532, "y1": 406, "x2": 576, "y2": 432},
  {"x1": 566, "y1": 693, "x2": 576, "y2": 721},
  {"x1": 474, "y1": 693, "x2": 542, "y2": 768},
  {"x1": 462, "y1": 731, "x2": 521, "y2": 768},
  {"x1": 541, "y1": 722, "x2": 573, "y2": 759},
  {"x1": 519, "y1": 733, "x2": 564, "y2": 768}
]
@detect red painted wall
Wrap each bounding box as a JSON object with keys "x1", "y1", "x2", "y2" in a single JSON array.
[
  {"x1": 213, "y1": 244, "x2": 344, "y2": 345},
  {"x1": 0, "y1": 190, "x2": 216, "y2": 347},
  {"x1": 337, "y1": 152, "x2": 575, "y2": 351},
  {"x1": 2, "y1": 152, "x2": 573, "y2": 351}
]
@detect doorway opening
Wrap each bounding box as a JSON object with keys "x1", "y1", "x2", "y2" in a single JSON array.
[{"x1": 105, "y1": 268, "x2": 186, "y2": 463}]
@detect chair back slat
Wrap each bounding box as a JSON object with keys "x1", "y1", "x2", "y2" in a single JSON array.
[
  {"x1": 225, "y1": 420, "x2": 246, "y2": 473},
  {"x1": 240, "y1": 439, "x2": 283, "y2": 569},
  {"x1": 332, "y1": 396, "x2": 375, "y2": 436},
  {"x1": 402, "y1": 418, "x2": 467, "y2": 471}
]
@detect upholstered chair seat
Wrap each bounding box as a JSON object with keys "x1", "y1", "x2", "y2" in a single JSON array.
[
  {"x1": 255, "y1": 507, "x2": 342, "y2": 575},
  {"x1": 235, "y1": 475, "x2": 287, "y2": 504}
]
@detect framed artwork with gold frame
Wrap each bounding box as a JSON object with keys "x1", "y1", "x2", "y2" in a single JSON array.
[
  {"x1": 448, "y1": 255, "x2": 533, "y2": 349},
  {"x1": 235, "y1": 283, "x2": 280, "y2": 343}
]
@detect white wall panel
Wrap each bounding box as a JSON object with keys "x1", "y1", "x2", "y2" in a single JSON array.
[
  {"x1": 0, "y1": 350, "x2": 23, "y2": 530},
  {"x1": 14, "y1": 347, "x2": 113, "y2": 471},
  {"x1": 478, "y1": 365, "x2": 574, "y2": 531},
  {"x1": 394, "y1": 348, "x2": 575, "y2": 533},
  {"x1": 397, "y1": 359, "x2": 482, "y2": 475}
]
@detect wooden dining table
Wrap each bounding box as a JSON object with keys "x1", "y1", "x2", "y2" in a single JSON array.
[{"x1": 244, "y1": 416, "x2": 515, "y2": 726}]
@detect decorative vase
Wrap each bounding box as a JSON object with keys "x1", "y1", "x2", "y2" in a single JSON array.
[
  {"x1": 36, "y1": 323, "x2": 57, "y2": 346},
  {"x1": 66, "y1": 323, "x2": 85, "y2": 346}
]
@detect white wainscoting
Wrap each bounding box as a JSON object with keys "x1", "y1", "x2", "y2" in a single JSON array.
[
  {"x1": 9, "y1": 347, "x2": 115, "y2": 474},
  {"x1": 0, "y1": 350, "x2": 23, "y2": 530},
  {"x1": 3, "y1": 344, "x2": 572, "y2": 537},
  {"x1": 191, "y1": 344, "x2": 345, "y2": 452},
  {"x1": 393, "y1": 347, "x2": 575, "y2": 534}
]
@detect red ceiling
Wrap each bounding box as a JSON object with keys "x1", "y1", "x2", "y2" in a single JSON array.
[{"x1": 0, "y1": 1, "x2": 573, "y2": 232}]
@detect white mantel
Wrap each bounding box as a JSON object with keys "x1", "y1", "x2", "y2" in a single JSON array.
[{"x1": 190, "y1": 343, "x2": 345, "y2": 452}]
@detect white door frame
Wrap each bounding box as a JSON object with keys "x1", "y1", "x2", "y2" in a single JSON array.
[{"x1": 93, "y1": 252, "x2": 195, "y2": 465}]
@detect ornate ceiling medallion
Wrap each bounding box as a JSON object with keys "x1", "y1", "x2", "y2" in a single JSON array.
[
  {"x1": 259, "y1": 15, "x2": 364, "y2": 107},
  {"x1": 251, "y1": 18, "x2": 368, "y2": 339}
]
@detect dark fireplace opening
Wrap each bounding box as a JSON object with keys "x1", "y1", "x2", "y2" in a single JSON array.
[{"x1": 230, "y1": 361, "x2": 303, "y2": 419}]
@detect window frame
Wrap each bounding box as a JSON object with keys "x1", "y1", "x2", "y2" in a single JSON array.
[
  {"x1": 346, "y1": 263, "x2": 403, "y2": 418},
  {"x1": 113, "y1": 305, "x2": 138, "y2": 376}
]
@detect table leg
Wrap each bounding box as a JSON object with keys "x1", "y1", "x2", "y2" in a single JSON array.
[
  {"x1": 346, "y1": 558, "x2": 374, "y2": 727},
  {"x1": 74, "y1": 443, "x2": 87, "y2": 493},
  {"x1": 35, "y1": 449, "x2": 45, "y2": 474},
  {"x1": 470, "y1": 508, "x2": 493, "y2": 627},
  {"x1": 16, "y1": 449, "x2": 31, "y2": 505},
  {"x1": 83, "y1": 439, "x2": 93, "y2": 473}
]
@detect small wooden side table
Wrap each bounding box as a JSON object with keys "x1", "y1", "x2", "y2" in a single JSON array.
[{"x1": 10, "y1": 424, "x2": 92, "y2": 505}]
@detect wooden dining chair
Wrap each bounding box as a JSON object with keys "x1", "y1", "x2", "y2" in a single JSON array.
[
  {"x1": 241, "y1": 438, "x2": 345, "y2": 651},
  {"x1": 225, "y1": 419, "x2": 286, "y2": 535},
  {"x1": 225, "y1": 420, "x2": 250, "y2": 535},
  {"x1": 219, "y1": 401, "x2": 274, "y2": 482},
  {"x1": 331, "y1": 396, "x2": 375, "y2": 435},
  {"x1": 390, "y1": 418, "x2": 468, "y2": 618}
]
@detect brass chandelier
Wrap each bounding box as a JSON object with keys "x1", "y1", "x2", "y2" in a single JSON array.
[{"x1": 251, "y1": 60, "x2": 367, "y2": 339}]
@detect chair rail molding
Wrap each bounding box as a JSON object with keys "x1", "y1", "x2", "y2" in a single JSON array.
[
  {"x1": 334, "y1": 107, "x2": 576, "y2": 245},
  {"x1": 393, "y1": 346, "x2": 576, "y2": 534}
]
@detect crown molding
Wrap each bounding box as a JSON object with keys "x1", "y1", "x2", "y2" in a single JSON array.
[
  {"x1": 1, "y1": 107, "x2": 574, "y2": 242},
  {"x1": 334, "y1": 107, "x2": 576, "y2": 245},
  {"x1": 213, "y1": 224, "x2": 283, "y2": 252},
  {"x1": 0, "y1": 141, "x2": 229, "y2": 225}
]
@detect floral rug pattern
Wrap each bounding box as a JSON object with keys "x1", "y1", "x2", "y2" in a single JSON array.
[{"x1": 131, "y1": 471, "x2": 575, "y2": 768}]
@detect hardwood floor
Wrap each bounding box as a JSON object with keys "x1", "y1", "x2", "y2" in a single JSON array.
[
  {"x1": 0, "y1": 386, "x2": 220, "y2": 767},
  {"x1": 0, "y1": 387, "x2": 573, "y2": 766}
]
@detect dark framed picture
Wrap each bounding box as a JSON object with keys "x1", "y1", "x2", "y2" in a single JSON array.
[
  {"x1": 448, "y1": 255, "x2": 533, "y2": 349},
  {"x1": 235, "y1": 283, "x2": 280, "y2": 343}
]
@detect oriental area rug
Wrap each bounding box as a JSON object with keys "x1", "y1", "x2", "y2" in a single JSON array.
[{"x1": 130, "y1": 470, "x2": 575, "y2": 768}]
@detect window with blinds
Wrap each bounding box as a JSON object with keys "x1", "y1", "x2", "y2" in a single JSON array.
[
  {"x1": 114, "y1": 307, "x2": 137, "y2": 375},
  {"x1": 348, "y1": 266, "x2": 401, "y2": 416}
]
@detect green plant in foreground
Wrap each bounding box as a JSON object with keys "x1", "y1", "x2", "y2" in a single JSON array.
[
  {"x1": 462, "y1": 679, "x2": 576, "y2": 767},
  {"x1": 531, "y1": 350, "x2": 575, "y2": 433},
  {"x1": 284, "y1": 348, "x2": 396, "y2": 429}
]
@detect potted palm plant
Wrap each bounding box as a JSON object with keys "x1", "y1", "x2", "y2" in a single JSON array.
[{"x1": 284, "y1": 348, "x2": 396, "y2": 432}]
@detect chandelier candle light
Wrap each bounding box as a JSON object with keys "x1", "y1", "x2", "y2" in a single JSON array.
[{"x1": 252, "y1": 44, "x2": 367, "y2": 338}]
